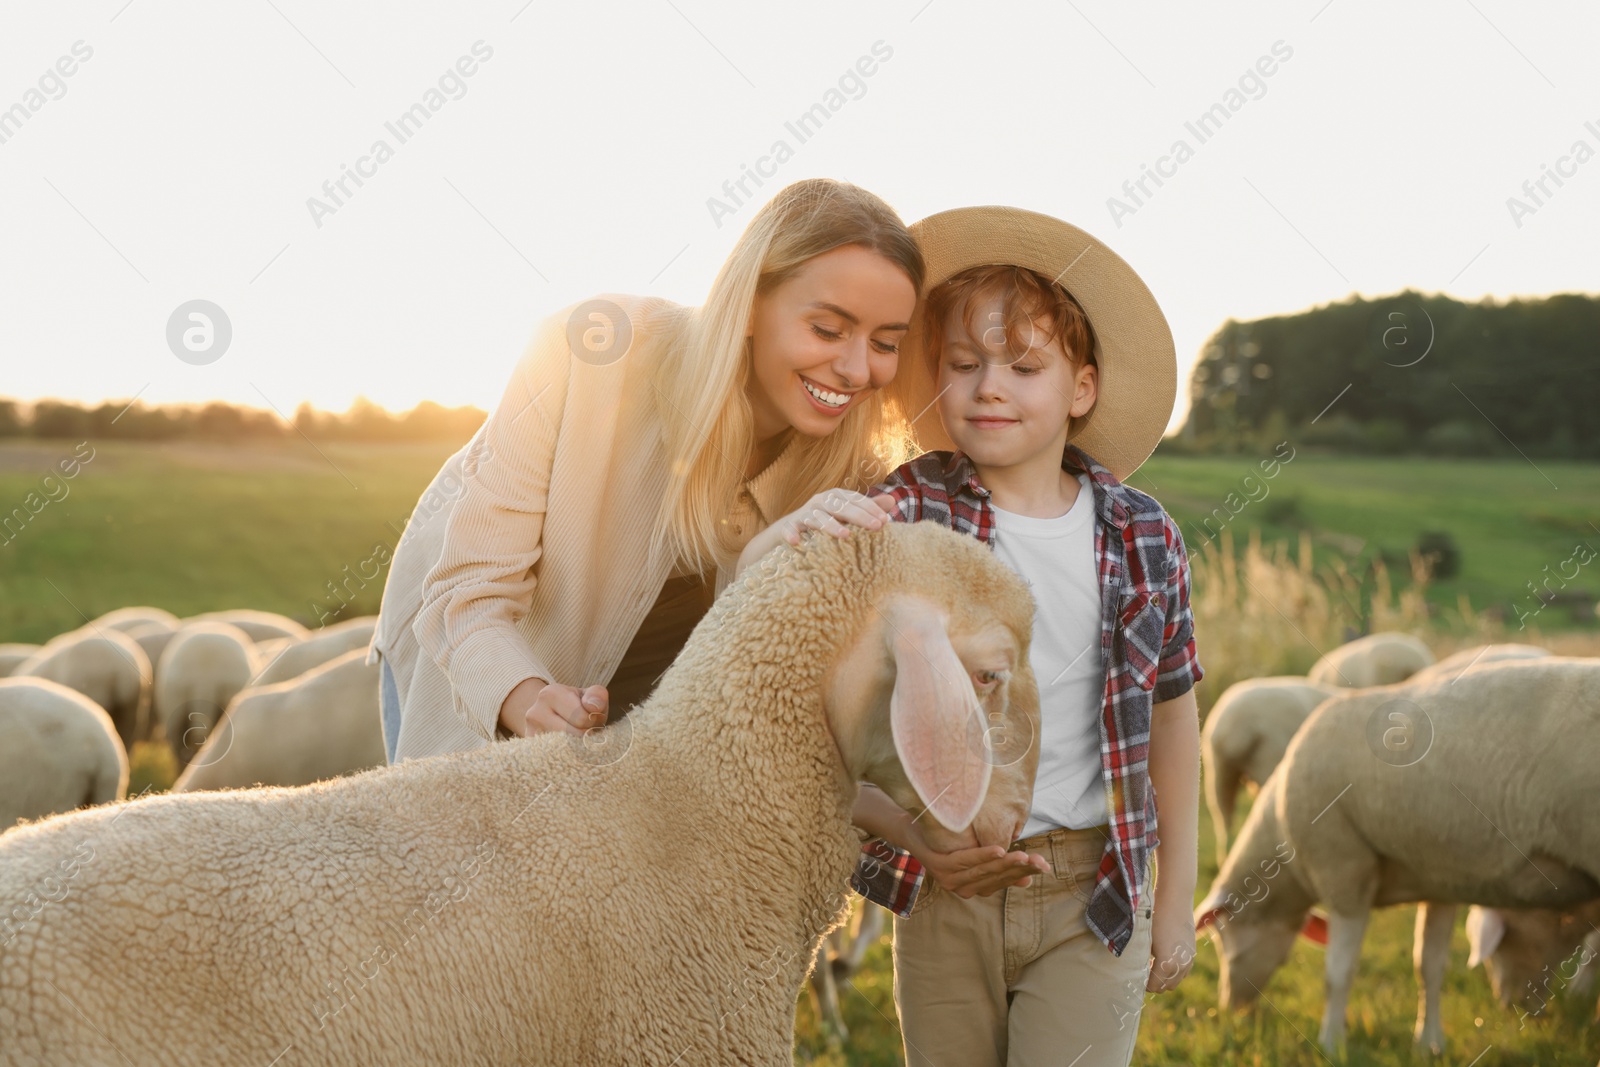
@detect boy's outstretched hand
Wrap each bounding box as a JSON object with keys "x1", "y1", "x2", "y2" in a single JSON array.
[{"x1": 916, "y1": 840, "x2": 1053, "y2": 897}]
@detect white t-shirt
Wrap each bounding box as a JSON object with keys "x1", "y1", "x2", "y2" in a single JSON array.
[{"x1": 989, "y1": 473, "x2": 1108, "y2": 836}]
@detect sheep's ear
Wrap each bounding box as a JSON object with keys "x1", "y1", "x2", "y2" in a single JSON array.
[
  {"x1": 1465, "y1": 906, "x2": 1504, "y2": 968},
  {"x1": 1300, "y1": 909, "x2": 1329, "y2": 946},
  {"x1": 887, "y1": 612, "x2": 991, "y2": 833}
]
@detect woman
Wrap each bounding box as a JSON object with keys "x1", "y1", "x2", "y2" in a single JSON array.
[{"x1": 369, "y1": 178, "x2": 941, "y2": 761}]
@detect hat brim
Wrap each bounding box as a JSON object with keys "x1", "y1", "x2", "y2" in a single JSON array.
[{"x1": 884, "y1": 206, "x2": 1176, "y2": 482}]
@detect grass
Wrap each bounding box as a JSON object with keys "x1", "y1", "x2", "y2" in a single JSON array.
[
  {"x1": 1135, "y1": 451, "x2": 1600, "y2": 631},
  {"x1": 0, "y1": 438, "x2": 463, "y2": 642},
  {"x1": 5, "y1": 439, "x2": 1600, "y2": 1064}
]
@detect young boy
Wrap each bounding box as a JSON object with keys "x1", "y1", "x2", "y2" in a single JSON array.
[{"x1": 743, "y1": 206, "x2": 1203, "y2": 1066}]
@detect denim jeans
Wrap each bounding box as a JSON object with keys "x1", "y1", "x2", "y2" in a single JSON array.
[{"x1": 379, "y1": 654, "x2": 401, "y2": 765}]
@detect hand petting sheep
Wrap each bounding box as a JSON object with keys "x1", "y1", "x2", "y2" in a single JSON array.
[{"x1": 0, "y1": 521, "x2": 1041, "y2": 1066}]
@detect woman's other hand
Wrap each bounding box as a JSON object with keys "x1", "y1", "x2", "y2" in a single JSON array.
[
  {"x1": 774, "y1": 488, "x2": 896, "y2": 546},
  {"x1": 498, "y1": 677, "x2": 608, "y2": 737}
]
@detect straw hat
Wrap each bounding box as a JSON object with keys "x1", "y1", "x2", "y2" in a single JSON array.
[{"x1": 883, "y1": 206, "x2": 1177, "y2": 482}]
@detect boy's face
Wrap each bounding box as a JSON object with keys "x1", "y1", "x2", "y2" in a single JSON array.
[{"x1": 934, "y1": 292, "x2": 1098, "y2": 470}]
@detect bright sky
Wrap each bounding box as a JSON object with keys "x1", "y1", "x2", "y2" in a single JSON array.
[{"x1": 2, "y1": 1, "x2": 1595, "y2": 434}]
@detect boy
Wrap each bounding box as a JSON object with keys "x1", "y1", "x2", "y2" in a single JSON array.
[{"x1": 743, "y1": 206, "x2": 1203, "y2": 1066}]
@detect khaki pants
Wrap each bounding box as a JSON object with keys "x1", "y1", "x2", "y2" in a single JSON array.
[{"x1": 891, "y1": 824, "x2": 1154, "y2": 1067}]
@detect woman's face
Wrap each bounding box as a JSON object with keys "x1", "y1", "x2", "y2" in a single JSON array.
[{"x1": 745, "y1": 244, "x2": 917, "y2": 441}]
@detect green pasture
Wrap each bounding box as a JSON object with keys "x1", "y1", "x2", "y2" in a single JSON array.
[{"x1": 2, "y1": 441, "x2": 1594, "y2": 644}]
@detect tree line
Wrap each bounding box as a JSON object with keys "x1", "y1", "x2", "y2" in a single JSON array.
[
  {"x1": 0, "y1": 396, "x2": 487, "y2": 443},
  {"x1": 1175, "y1": 289, "x2": 1599, "y2": 458}
]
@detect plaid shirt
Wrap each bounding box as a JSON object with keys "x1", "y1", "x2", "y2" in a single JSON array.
[{"x1": 849, "y1": 444, "x2": 1203, "y2": 957}]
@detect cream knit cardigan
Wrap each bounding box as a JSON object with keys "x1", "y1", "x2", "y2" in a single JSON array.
[{"x1": 367, "y1": 294, "x2": 804, "y2": 761}]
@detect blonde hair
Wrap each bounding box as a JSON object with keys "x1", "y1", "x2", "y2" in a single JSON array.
[{"x1": 650, "y1": 178, "x2": 926, "y2": 579}]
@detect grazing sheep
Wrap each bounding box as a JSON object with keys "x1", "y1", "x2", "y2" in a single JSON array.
[
  {"x1": 1195, "y1": 658, "x2": 1600, "y2": 1054},
  {"x1": 172, "y1": 648, "x2": 384, "y2": 792},
  {"x1": 1307, "y1": 631, "x2": 1434, "y2": 688},
  {"x1": 154, "y1": 622, "x2": 258, "y2": 764},
  {"x1": 124, "y1": 623, "x2": 177, "y2": 699},
  {"x1": 1410, "y1": 642, "x2": 1550, "y2": 685},
  {"x1": 252, "y1": 616, "x2": 378, "y2": 688},
  {"x1": 0, "y1": 643, "x2": 40, "y2": 678},
  {"x1": 1201, "y1": 676, "x2": 1338, "y2": 851},
  {"x1": 183, "y1": 609, "x2": 308, "y2": 644},
  {"x1": 1466, "y1": 900, "x2": 1600, "y2": 1014},
  {"x1": 0, "y1": 520, "x2": 1042, "y2": 1066},
  {"x1": 89, "y1": 605, "x2": 180, "y2": 634},
  {"x1": 0, "y1": 678, "x2": 128, "y2": 831},
  {"x1": 14, "y1": 629, "x2": 151, "y2": 749}
]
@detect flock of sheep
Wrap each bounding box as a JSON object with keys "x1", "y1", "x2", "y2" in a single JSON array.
[
  {"x1": 0, "y1": 523, "x2": 1597, "y2": 1063},
  {"x1": 1198, "y1": 633, "x2": 1600, "y2": 1055},
  {"x1": 0, "y1": 606, "x2": 384, "y2": 821}
]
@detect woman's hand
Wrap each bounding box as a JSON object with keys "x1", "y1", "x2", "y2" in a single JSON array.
[
  {"x1": 498, "y1": 677, "x2": 609, "y2": 737},
  {"x1": 773, "y1": 488, "x2": 896, "y2": 546},
  {"x1": 734, "y1": 489, "x2": 897, "y2": 580}
]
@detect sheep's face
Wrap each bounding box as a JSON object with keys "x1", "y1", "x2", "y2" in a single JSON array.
[
  {"x1": 1198, "y1": 910, "x2": 1300, "y2": 1010},
  {"x1": 1472, "y1": 906, "x2": 1598, "y2": 1009},
  {"x1": 827, "y1": 587, "x2": 1041, "y2": 856}
]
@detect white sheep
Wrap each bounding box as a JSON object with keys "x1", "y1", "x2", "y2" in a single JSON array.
[
  {"x1": 154, "y1": 621, "x2": 258, "y2": 764},
  {"x1": 183, "y1": 608, "x2": 308, "y2": 644},
  {"x1": 0, "y1": 520, "x2": 1042, "y2": 1066},
  {"x1": 1307, "y1": 630, "x2": 1434, "y2": 688},
  {"x1": 89, "y1": 605, "x2": 180, "y2": 634},
  {"x1": 252, "y1": 615, "x2": 378, "y2": 688},
  {"x1": 0, "y1": 643, "x2": 40, "y2": 678},
  {"x1": 124, "y1": 622, "x2": 178, "y2": 692},
  {"x1": 1195, "y1": 657, "x2": 1600, "y2": 1055},
  {"x1": 0, "y1": 678, "x2": 128, "y2": 831},
  {"x1": 1201, "y1": 676, "x2": 1339, "y2": 852},
  {"x1": 1409, "y1": 642, "x2": 1550, "y2": 685},
  {"x1": 1465, "y1": 899, "x2": 1600, "y2": 1015},
  {"x1": 14, "y1": 629, "x2": 151, "y2": 749},
  {"x1": 172, "y1": 648, "x2": 384, "y2": 793}
]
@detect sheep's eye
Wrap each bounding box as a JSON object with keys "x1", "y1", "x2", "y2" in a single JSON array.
[{"x1": 973, "y1": 669, "x2": 1005, "y2": 688}]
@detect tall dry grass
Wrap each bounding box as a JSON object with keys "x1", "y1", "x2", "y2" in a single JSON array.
[{"x1": 1186, "y1": 528, "x2": 1513, "y2": 716}]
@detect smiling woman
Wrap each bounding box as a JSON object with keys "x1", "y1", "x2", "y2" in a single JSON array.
[{"x1": 368, "y1": 179, "x2": 943, "y2": 768}]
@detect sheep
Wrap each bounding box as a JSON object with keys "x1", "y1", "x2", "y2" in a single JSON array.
[
  {"x1": 14, "y1": 628, "x2": 151, "y2": 750},
  {"x1": 0, "y1": 520, "x2": 1042, "y2": 1066},
  {"x1": 1465, "y1": 899, "x2": 1600, "y2": 1016},
  {"x1": 0, "y1": 678, "x2": 127, "y2": 830},
  {"x1": 1307, "y1": 630, "x2": 1434, "y2": 688},
  {"x1": 88, "y1": 605, "x2": 180, "y2": 634},
  {"x1": 123, "y1": 622, "x2": 177, "y2": 695},
  {"x1": 252, "y1": 615, "x2": 378, "y2": 688},
  {"x1": 1195, "y1": 657, "x2": 1600, "y2": 1055},
  {"x1": 154, "y1": 621, "x2": 258, "y2": 764},
  {"x1": 0, "y1": 643, "x2": 40, "y2": 678},
  {"x1": 1201, "y1": 676, "x2": 1339, "y2": 852},
  {"x1": 183, "y1": 608, "x2": 308, "y2": 644},
  {"x1": 172, "y1": 648, "x2": 384, "y2": 792},
  {"x1": 1409, "y1": 642, "x2": 1550, "y2": 685}
]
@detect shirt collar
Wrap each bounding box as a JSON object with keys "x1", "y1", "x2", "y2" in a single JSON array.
[{"x1": 944, "y1": 442, "x2": 1135, "y2": 529}]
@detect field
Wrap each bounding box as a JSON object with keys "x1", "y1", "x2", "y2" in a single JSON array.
[{"x1": 2, "y1": 439, "x2": 1598, "y2": 1064}]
